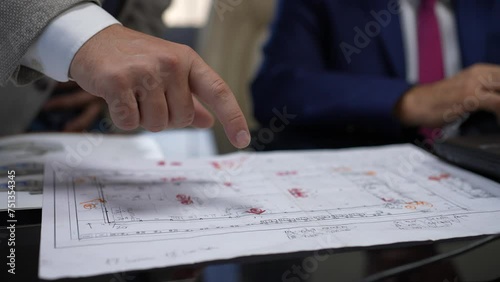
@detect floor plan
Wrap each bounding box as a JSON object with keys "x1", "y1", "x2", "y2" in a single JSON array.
[{"x1": 39, "y1": 144, "x2": 500, "y2": 279}]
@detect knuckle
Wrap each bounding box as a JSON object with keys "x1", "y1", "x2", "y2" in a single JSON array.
[
  {"x1": 108, "y1": 70, "x2": 128, "y2": 87},
  {"x1": 172, "y1": 106, "x2": 195, "y2": 128},
  {"x1": 179, "y1": 44, "x2": 195, "y2": 57},
  {"x1": 104, "y1": 71, "x2": 129, "y2": 95},
  {"x1": 103, "y1": 91, "x2": 119, "y2": 108},
  {"x1": 179, "y1": 111, "x2": 195, "y2": 128},
  {"x1": 160, "y1": 54, "x2": 181, "y2": 72},
  {"x1": 227, "y1": 111, "x2": 245, "y2": 125},
  {"x1": 130, "y1": 61, "x2": 157, "y2": 79},
  {"x1": 210, "y1": 78, "x2": 230, "y2": 101},
  {"x1": 113, "y1": 103, "x2": 139, "y2": 129}
]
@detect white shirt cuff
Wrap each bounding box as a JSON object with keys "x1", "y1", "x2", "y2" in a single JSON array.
[{"x1": 20, "y1": 3, "x2": 120, "y2": 82}]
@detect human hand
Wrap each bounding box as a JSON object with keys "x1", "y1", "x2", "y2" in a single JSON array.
[
  {"x1": 70, "y1": 24, "x2": 250, "y2": 148},
  {"x1": 396, "y1": 64, "x2": 500, "y2": 127},
  {"x1": 43, "y1": 83, "x2": 104, "y2": 132}
]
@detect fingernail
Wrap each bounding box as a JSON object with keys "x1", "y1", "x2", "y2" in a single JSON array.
[{"x1": 235, "y1": 130, "x2": 250, "y2": 149}]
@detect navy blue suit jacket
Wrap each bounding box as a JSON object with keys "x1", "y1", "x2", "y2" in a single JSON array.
[{"x1": 252, "y1": 0, "x2": 500, "y2": 149}]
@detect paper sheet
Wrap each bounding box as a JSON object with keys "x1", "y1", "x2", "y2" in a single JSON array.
[
  {"x1": 0, "y1": 131, "x2": 216, "y2": 210},
  {"x1": 145, "y1": 129, "x2": 217, "y2": 158},
  {"x1": 0, "y1": 133, "x2": 164, "y2": 210},
  {"x1": 39, "y1": 144, "x2": 500, "y2": 279}
]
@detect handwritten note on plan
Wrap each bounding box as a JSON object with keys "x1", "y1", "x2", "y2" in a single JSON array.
[{"x1": 39, "y1": 144, "x2": 500, "y2": 279}]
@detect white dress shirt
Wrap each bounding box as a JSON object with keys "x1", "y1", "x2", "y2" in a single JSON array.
[
  {"x1": 20, "y1": 3, "x2": 119, "y2": 82},
  {"x1": 399, "y1": 0, "x2": 462, "y2": 84}
]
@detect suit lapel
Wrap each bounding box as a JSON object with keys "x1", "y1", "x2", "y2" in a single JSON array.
[
  {"x1": 455, "y1": 0, "x2": 487, "y2": 67},
  {"x1": 364, "y1": 1, "x2": 406, "y2": 78}
]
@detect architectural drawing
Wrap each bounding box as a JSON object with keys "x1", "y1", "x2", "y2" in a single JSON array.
[{"x1": 39, "y1": 145, "x2": 500, "y2": 279}]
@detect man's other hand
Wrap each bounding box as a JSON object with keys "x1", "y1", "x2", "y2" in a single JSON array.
[
  {"x1": 396, "y1": 64, "x2": 500, "y2": 127},
  {"x1": 70, "y1": 24, "x2": 250, "y2": 149},
  {"x1": 43, "y1": 82, "x2": 104, "y2": 132}
]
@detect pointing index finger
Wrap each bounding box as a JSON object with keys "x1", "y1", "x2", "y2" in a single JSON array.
[{"x1": 189, "y1": 56, "x2": 250, "y2": 149}]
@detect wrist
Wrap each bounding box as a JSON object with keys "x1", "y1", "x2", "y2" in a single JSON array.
[
  {"x1": 69, "y1": 24, "x2": 122, "y2": 81},
  {"x1": 395, "y1": 85, "x2": 429, "y2": 126},
  {"x1": 21, "y1": 3, "x2": 120, "y2": 82}
]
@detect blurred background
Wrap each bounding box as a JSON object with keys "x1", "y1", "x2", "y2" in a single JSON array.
[{"x1": 1, "y1": 1, "x2": 500, "y2": 281}]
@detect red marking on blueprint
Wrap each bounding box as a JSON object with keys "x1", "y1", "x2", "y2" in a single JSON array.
[
  {"x1": 161, "y1": 177, "x2": 187, "y2": 183},
  {"x1": 333, "y1": 167, "x2": 352, "y2": 173},
  {"x1": 428, "y1": 173, "x2": 451, "y2": 182},
  {"x1": 211, "y1": 161, "x2": 222, "y2": 170},
  {"x1": 224, "y1": 182, "x2": 232, "y2": 187},
  {"x1": 171, "y1": 177, "x2": 187, "y2": 182},
  {"x1": 157, "y1": 161, "x2": 166, "y2": 166},
  {"x1": 429, "y1": 176, "x2": 440, "y2": 181},
  {"x1": 288, "y1": 188, "x2": 308, "y2": 198},
  {"x1": 246, "y1": 208, "x2": 266, "y2": 215},
  {"x1": 82, "y1": 203, "x2": 97, "y2": 209},
  {"x1": 405, "y1": 201, "x2": 433, "y2": 210},
  {"x1": 171, "y1": 162, "x2": 182, "y2": 166},
  {"x1": 382, "y1": 197, "x2": 394, "y2": 203},
  {"x1": 80, "y1": 198, "x2": 106, "y2": 210},
  {"x1": 176, "y1": 194, "x2": 193, "y2": 205},
  {"x1": 211, "y1": 157, "x2": 248, "y2": 170},
  {"x1": 277, "y1": 170, "x2": 298, "y2": 176}
]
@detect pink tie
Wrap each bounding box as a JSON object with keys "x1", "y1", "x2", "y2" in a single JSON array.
[
  {"x1": 418, "y1": 0, "x2": 444, "y2": 141},
  {"x1": 418, "y1": 0, "x2": 444, "y2": 83}
]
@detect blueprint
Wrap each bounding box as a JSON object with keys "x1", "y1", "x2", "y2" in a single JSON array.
[{"x1": 39, "y1": 144, "x2": 500, "y2": 279}]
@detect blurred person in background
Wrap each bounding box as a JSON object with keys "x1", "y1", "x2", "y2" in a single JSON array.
[
  {"x1": 252, "y1": 0, "x2": 500, "y2": 151},
  {"x1": 249, "y1": 0, "x2": 500, "y2": 281}
]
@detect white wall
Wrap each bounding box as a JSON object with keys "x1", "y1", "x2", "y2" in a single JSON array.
[{"x1": 163, "y1": 0, "x2": 212, "y2": 27}]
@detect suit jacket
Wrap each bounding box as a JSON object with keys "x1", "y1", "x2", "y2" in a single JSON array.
[
  {"x1": 118, "y1": 0, "x2": 171, "y2": 38},
  {"x1": 252, "y1": 0, "x2": 500, "y2": 149},
  {"x1": 0, "y1": 0, "x2": 98, "y2": 86},
  {"x1": 0, "y1": 78, "x2": 55, "y2": 136}
]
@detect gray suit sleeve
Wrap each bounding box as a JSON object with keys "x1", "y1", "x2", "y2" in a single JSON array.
[{"x1": 0, "y1": 0, "x2": 100, "y2": 86}]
